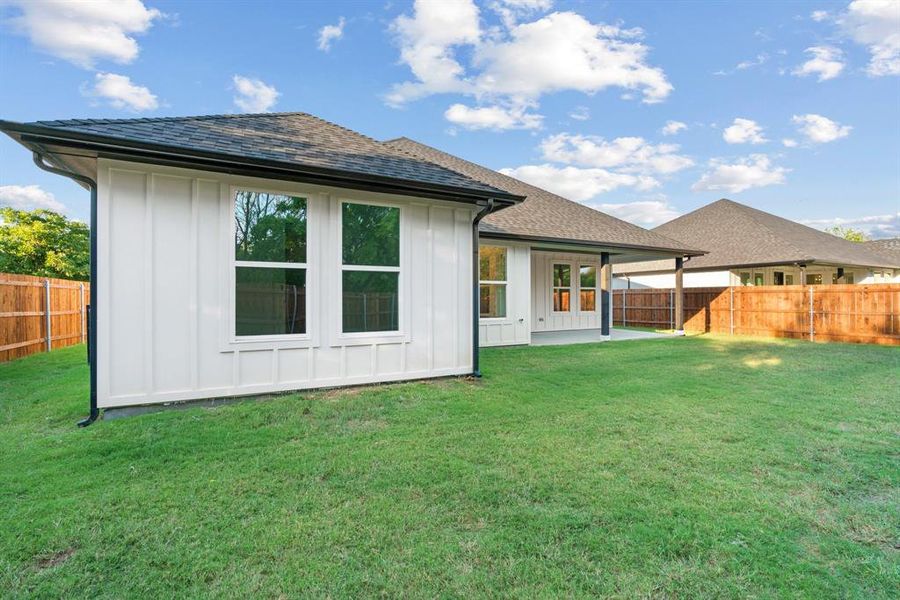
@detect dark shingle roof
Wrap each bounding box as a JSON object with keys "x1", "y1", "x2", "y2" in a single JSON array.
[
  {"x1": 864, "y1": 238, "x2": 900, "y2": 264},
  {"x1": 617, "y1": 199, "x2": 899, "y2": 273},
  {"x1": 384, "y1": 137, "x2": 703, "y2": 254},
  {"x1": 14, "y1": 113, "x2": 516, "y2": 200}
]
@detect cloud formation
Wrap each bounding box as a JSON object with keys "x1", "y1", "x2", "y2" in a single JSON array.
[
  {"x1": 444, "y1": 103, "x2": 542, "y2": 130},
  {"x1": 0, "y1": 185, "x2": 66, "y2": 212},
  {"x1": 791, "y1": 113, "x2": 852, "y2": 143},
  {"x1": 4, "y1": 0, "x2": 162, "y2": 68},
  {"x1": 82, "y1": 72, "x2": 159, "y2": 111},
  {"x1": 318, "y1": 17, "x2": 345, "y2": 51},
  {"x1": 722, "y1": 118, "x2": 767, "y2": 144},
  {"x1": 792, "y1": 46, "x2": 845, "y2": 81},
  {"x1": 232, "y1": 75, "x2": 280, "y2": 113},
  {"x1": 692, "y1": 154, "x2": 788, "y2": 193}
]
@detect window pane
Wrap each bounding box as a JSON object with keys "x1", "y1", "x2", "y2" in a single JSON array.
[
  {"x1": 845, "y1": 273, "x2": 854, "y2": 284},
  {"x1": 740, "y1": 272, "x2": 751, "y2": 285},
  {"x1": 785, "y1": 274, "x2": 794, "y2": 285},
  {"x1": 553, "y1": 264, "x2": 571, "y2": 287},
  {"x1": 480, "y1": 246, "x2": 507, "y2": 281},
  {"x1": 342, "y1": 203, "x2": 400, "y2": 266},
  {"x1": 580, "y1": 289, "x2": 596, "y2": 311},
  {"x1": 773, "y1": 271, "x2": 784, "y2": 285},
  {"x1": 343, "y1": 271, "x2": 399, "y2": 333},
  {"x1": 235, "y1": 267, "x2": 306, "y2": 336},
  {"x1": 806, "y1": 274, "x2": 822, "y2": 285},
  {"x1": 480, "y1": 284, "x2": 506, "y2": 318},
  {"x1": 754, "y1": 273, "x2": 764, "y2": 286},
  {"x1": 580, "y1": 265, "x2": 596, "y2": 288},
  {"x1": 234, "y1": 191, "x2": 307, "y2": 263},
  {"x1": 553, "y1": 289, "x2": 571, "y2": 312}
]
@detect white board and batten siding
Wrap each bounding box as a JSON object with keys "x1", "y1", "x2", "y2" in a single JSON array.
[
  {"x1": 97, "y1": 159, "x2": 475, "y2": 408},
  {"x1": 478, "y1": 241, "x2": 530, "y2": 347}
]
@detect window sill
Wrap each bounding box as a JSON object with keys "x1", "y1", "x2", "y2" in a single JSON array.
[
  {"x1": 330, "y1": 331, "x2": 410, "y2": 347},
  {"x1": 221, "y1": 334, "x2": 317, "y2": 353}
]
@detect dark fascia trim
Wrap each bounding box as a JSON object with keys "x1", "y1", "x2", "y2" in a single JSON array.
[
  {"x1": 479, "y1": 231, "x2": 707, "y2": 257},
  {"x1": 0, "y1": 120, "x2": 525, "y2": 205},
  {"x1": 617, "y1": 258, "x2": 899, "y2": 275}
]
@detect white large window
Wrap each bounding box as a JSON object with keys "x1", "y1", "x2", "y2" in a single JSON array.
[
  {"x1": 341, "y1": 202, "x2": 400, "y2": 333},
  {"x1": 233, "y1": 190, "x2": 307, "y2": 337},
  {"x1": 480, "y1": 246, "x2": 507, "y2": 319}
]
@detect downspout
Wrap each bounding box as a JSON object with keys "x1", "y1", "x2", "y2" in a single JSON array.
[
  {"x1": 471, "y1": 198, "x2": 496, "y2": 377},
  {"x1": 32, "y1": 152, "x2": 99, "y2": 427}
]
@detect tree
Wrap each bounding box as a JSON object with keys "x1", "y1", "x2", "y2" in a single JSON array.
[
  {"x1": 825, "y1": 225, "x2": 868, "y2": 243},
  {"x1": 0, "y1": 208, "x2": 90, "y2": 280}
]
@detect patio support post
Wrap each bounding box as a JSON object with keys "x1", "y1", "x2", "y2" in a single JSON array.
[
  {"x1": 674, "y1": 256, "x2": 685, "y2": 334},
  {"x1": 600, "y1": 252, "x2": 611, "y2": 336}
]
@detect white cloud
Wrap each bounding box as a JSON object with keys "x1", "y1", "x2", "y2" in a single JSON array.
[
  {"x1": 539, "y1": 133, "x2": 694, "y2": 175},
  {"x1": 594, "y1": 199, "x2": 680, "y2": 227},
  {"x1": 0, "y1": 185, "x2": 66, "y2": 212},
  {"x1": 791, "y1": 113, "x2": 851, "y2": 143},
  {"x1": 317, "y1": 17, "x2": 345, "y2": 51},
  {"x1": 692, "y1": 154, "x2": 788, "y2": 194},
  {"x1": 569, "y1": 106, "x2": 590, "y2": 121},
  {"x1": 499, "y1": 164, "x2": 658, "y2": 201},
  {"x1": 792, "y1": 46, "x2": 845, "y2": 81},
  {"x1": 839, "y1": 0, "x2": 900, "y2": 76},
  {"x1": 722, "y1": 118, "x2": 768, "y2": 144},
  {"x1": 714, "y1": 53, "x2": 769, "y2": 76},
  {"x1": 82, "y1": 72, "x2": 158, "y2": 111},
  {"x1": 491, "y1": 0, "x2": 554, "y2": 28},
  {"x1": 232, "y1": 75, "x2": 280, "y2": 113},
  {"x1": 661, "y1": 120, "x2": 687, "y2": 136},
  {"x1": 802, "y1": 212, "x2": 900, "y2": 238},
  {"x1": 4, "y1": 0, "x2": 162, "y2": 69},
  {"x1": 387, "y1": 2, "x2": 672, "y2": 123},
  {"x1": 811, "y1": 10, "x2": 830, "y2": 22},
  {"x1": 444, "y1": 103, "x2": 543, "y2": 130},
  {"x1": 782, "y1": 138, "x2": 799, "y2": 147}
]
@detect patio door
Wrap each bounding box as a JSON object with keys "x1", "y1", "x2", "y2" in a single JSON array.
[{"x1": 531, "y1": 254, "x2": 602, "y2": 332}]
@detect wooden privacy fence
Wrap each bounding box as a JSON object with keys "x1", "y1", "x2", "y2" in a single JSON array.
[
  {"x1": 613, "y1": 284, "x2": 900, "y2": 346},
  {"x1": 0, "y1": 273, "x2": 90, "y2": 362}
]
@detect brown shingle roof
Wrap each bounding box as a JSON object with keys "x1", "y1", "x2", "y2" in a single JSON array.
[
  {"x1": 864, "y1": 238, "x2": 900, "y2": 264},
  {"x1": 384, "y1": 137, "x2": 703, "y2": 255},
  {"x1": 4, "y1": 113, "x2": 519, "y2": 201},
  {"x1": 617, "y1": 199, "x2": 899, "y2": 273}
]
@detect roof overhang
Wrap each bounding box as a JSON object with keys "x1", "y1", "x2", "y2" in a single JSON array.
[
  {"x1": 0, "y1": 120, "x2": 525, "y2": 207},
  {"x1": 617, "y1": 257, "x2": 900, "y2": 275},
  {"x1": 480, "y1": 231, "x2": 706, "y2": 261}
]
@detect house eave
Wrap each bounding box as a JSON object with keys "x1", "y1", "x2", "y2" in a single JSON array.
[
  {"x1": 0, "y1": 119, "x2": 525, "y2": 207},
  {"x1": 479, "y1": 231, "x2": 707, "y2": 257}
]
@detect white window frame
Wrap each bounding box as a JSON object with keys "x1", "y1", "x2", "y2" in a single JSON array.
[
  {"x1": 223, "y1": 185, "x2": 319, "y2": 351},
  {"x1": 334, "y1": 197, "x2": 409, "y2": 345},
  {"x1": 479, "y1": 245, "x2": 508, "y2": 321},
  {"x1": 578, "y1": 264, "x2": 598, "y2": 313},
  {"x1": 551, "y1": 262, "x2": 574, "y2": 313}
]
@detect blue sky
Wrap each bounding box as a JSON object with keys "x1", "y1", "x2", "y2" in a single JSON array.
[{"x1": 1, "y1": 0, "x2": 898, "y2": 237}]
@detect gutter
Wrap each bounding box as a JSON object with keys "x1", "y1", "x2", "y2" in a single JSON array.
[
  {"x1": 480, "y1": 231, "x2": 706, "y2": 257},
  {"x1": 472, "y1": 199, "x2": 499, "y2": 378},
  {"x1": 32, "y1": 151, "x2": 99, "y2": 427}
]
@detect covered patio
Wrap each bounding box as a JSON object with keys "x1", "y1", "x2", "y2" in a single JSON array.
[{"x1": 531, "y1": 327, "x2": 676, "y2": 346}]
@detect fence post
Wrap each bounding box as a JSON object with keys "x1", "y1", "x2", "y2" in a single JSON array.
[
  {"x1": 669, "y1": 289, "x2": 674, "y2": 329},
  {"x1": 44, "y1": 279, "x2": 52, "y2": 352},
  {"x1": 80, "y1": 283, "x2": 86, "y2": 343},
  {"x1": 730, "y1": 287, "x2": 734, "y2": 336},
  {"x1": 809, "y1": 286, "x2": 814, "y2": 342},
  {"x1": 623, "y1": 289, "x2": 627, "y2": 327}
]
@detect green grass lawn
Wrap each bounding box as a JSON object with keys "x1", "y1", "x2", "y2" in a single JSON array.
[{"x1": 2, "y1": 337, "x2": 898, "y2": 598}]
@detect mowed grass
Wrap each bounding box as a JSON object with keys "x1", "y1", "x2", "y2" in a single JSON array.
[{"x1": 1, "y1": 337, "x2": 898, "y2": 598}]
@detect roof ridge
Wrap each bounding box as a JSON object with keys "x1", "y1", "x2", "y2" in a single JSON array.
[{"x1": 33, "y1": 111, "x2": 312, "y2": 127}]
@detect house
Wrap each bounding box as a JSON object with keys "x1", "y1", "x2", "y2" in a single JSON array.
[
  {"x1": 0, "y1": 113, "x2": 701, "y2": 420},
  {"x1": 863, "y1": 238, "x2": 900, "y2": 282},
  {"x1": 614, "y1": 199, "x2": 900, "y2": 288}
]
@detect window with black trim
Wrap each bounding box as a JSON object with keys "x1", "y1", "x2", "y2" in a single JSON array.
[
  {"x1": 341, "y1": 202, "x2": 400, "y2": 333},
  {"x1": 234, "y1": 190, "x2": 307, "y2": 336},
  {"x1": 480, "y1": 246, "x2": 507, "y2": 318}
]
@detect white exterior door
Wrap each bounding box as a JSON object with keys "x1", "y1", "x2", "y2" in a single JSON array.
[{"x1": 531, "y1": 252, "x2": 602, "y2": 332}]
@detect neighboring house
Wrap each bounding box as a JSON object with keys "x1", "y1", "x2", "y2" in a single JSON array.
[
  {"x1": 863, "y1": 238, "x2": 900, "y2": 282},
  {"x1": 614, "y1": 199, "x2": 900, "y2": 288},
  {"x1": 0, "y1": 113, "x2": 700, "y2": 418}
]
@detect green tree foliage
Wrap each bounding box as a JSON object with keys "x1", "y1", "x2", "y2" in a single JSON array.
[
  {"x1": 825, "y1": 225, "x2": 868, "y2": 243},
  {"x1": 0, "y1": 208, "x2": 89, "y2": 280}
]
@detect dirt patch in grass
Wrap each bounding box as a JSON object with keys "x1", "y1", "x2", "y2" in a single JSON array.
[{"x1": 34, "y1": 547, "x2": 75, "y2": 570}]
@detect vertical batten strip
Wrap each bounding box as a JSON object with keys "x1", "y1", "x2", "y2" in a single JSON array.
[
  {"x1": 426, "y1": 206, "x2": 434, "y2": 372},
  {"x1": 189, "y1": 179, "x2": 199, "y2": 390},
  {"x1": 144, "y1": 173, "x2": 154, "y2": 394}
]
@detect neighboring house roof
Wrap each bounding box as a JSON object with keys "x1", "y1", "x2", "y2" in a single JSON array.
[
  {"x1": 384, "y1": 137, "x2": 703, "y2": 255},
  {"x1": 616, "y1": 198, "x2": 900, "y2": 273},
  {"x1": 0, "y1": 113, "x2": 522, "y2": 204},
  {"x1": 863, "y1": 238, "x2": 900, "y2": 265}
]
